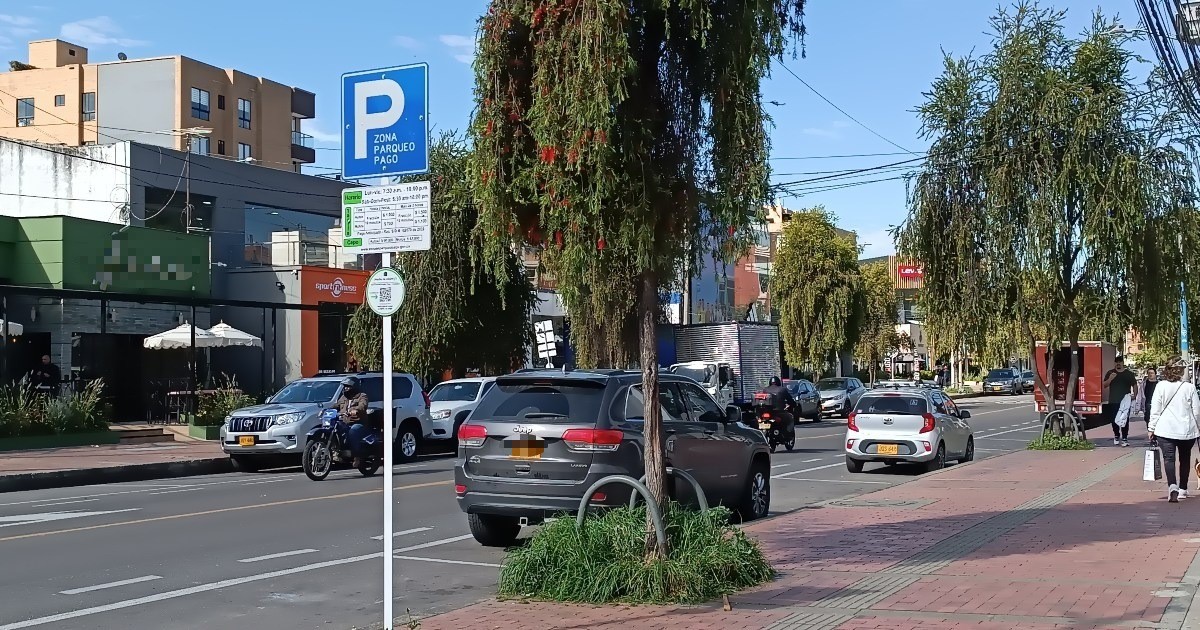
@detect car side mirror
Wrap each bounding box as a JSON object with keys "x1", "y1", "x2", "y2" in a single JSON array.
[
  {"x1": 725, "y1": 406, "x2": 741, "y2": 424},
  {"x1": 959, "y1": 410, "x2": 971, "y2": 419}
]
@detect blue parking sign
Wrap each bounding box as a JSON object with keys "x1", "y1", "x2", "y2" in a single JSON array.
[{"x1": 341, "y1": 63, "x2": 429, "y2": 180}]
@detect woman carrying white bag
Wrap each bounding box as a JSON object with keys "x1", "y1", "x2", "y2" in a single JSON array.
[{"x1": 1147, "y1": 357, "x2": 1200, "y2": 503}]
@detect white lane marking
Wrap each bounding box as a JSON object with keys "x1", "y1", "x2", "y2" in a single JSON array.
[
  {"x1": 238, "y1": 549, "x2": 318, "y2": 563},
  {"x1": 393, "y1": 534, "x2": 475, "y2": 554},
  {"x1": 59, "y1": 575, "x2": 161, "y2": 595},
  {"x1": 0, "y1": 552, "x2": 383, "y2": 629},
  {"x1": 0, "y1": 477, "x2": 276, "y2": 508},
  {"x1": 800, "y1": 457, "x2": 824, "y2": 463},
  {"x1": 0, "y1": 509, "x2": 140, "y2": 529},
  {"x1": 371, "y1": 526, "x2": 432, "y2": 541},
  {"x1": 771, "y1": 464, "x2": 792, "y2": 469},
  {"x1": 977, "y1": 424, "x2": 1042, "y2": 439},
  {"x1": 773, "y1": 462, "x2": 843, "y2": 479},
  {"x1": 29, "y1": 499, "x2": 99, "y2": 508},
  {"x1": 775, "y1": 477, "x2": 889, "y2": 484},
  {"x1": 976, "y1": 448, "x2": 1010, "y2": 453},
  {"x1": 983, "y1": 437, "x2": 1038, "y2": 443},
  {"x1": 237, "y1": 479, "x2": 294, "y2": 487},
  {"x1": 146, "y1": 487, "x2": 207, "y2": 496},
  {"x1": 394, "y1": 555, "x2": 501, "y2": 568}
]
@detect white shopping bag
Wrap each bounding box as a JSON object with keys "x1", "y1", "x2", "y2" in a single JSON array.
[
  {"x1": 1115, "y1": 394, "x2": 1132, "y2": 428},
  {"x1": 1144, "y1": 446, "x2": 1163, "y2": 482}
]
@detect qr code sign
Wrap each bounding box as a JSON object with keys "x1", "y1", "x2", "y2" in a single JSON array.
[{"x1": 379, "y1": 287, "x2": 392, "y2": 302}]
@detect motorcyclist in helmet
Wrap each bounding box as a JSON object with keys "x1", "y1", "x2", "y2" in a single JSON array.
[
  {"x1": 761, "y1": 376, "x2": 798, "y2": 436},
  {"x1": 336, "y1": 376, "x2": 370, "y2": 467}
]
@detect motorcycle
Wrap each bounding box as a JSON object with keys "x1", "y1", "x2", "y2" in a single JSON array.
[
  {"x1": 752, "y1": 393, "x2": 796, "y2": 453},
  {"x1": 302, "y1": 408, "x2": 384, "y2": 481}
]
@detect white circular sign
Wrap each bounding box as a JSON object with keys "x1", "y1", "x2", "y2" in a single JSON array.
[{"x1": 366, "y1": 267, "x2": 405, "y2": 317}]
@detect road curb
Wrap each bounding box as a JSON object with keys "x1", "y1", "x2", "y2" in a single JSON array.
[{"x1": 0, "y1": 457, "x2": 234, "y2": 494}]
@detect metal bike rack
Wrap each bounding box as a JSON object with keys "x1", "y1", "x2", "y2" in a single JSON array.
[
  {"x1": 1042, "y1": 409, "x2": 1083, "y2": 439},
  {"x1": 575, "y1": 475, "x2": 666, "y2": 550},
  {"x1": 627, "y1": 467, "x2": 709, "y2": 512}
]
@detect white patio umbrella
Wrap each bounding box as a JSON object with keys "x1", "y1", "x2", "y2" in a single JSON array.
[
  {"x1": 207, "y1": 321, "x2": 262, "y2": 348},
  {"x1": 0, "y1": 320, "x2": 23, "y2": 336},
  {"x1": 143, "y1": 323, "x2": 223, "y2": 350}
]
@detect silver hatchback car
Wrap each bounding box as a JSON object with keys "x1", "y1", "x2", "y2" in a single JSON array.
[
  {"x1": 454, "y1": 369, "x2": 773, "y2": 546},
  {"x1": 845, "y1": 386, "x2": 974, "y2": 473}
]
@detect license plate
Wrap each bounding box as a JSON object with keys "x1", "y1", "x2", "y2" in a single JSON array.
[
  {"x1": 877, "y1": 443, "x2": 899, "y2": 456},
  {"x1": 759, "y1": 422, "x2": 773, "y2": 430},
  {"x1": 238, "y1": 435, "x2": 255, "y2": 447},
  {"x1": 991, "y1": 386, "x2": 1001, "y2": 391},
  {"x1": 503, "y1": 438, "x2": 545, "y2": 459}
]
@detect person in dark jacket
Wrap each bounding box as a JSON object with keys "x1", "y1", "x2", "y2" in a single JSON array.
[
  {"x1": 336, "y1": 377, "x2": 371, "y2": 467},
  {"x1": 760, "y1": 376, "x2": 798, "y2": 436},
  {"x1": 1141, "y1": 366, "x2": 1159, "y2": 422}
]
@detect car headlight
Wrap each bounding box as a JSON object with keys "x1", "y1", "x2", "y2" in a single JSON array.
[
  {"x1": 431, "y1": 409, "x2": 452, "y2": 420},
  {"x1": 222, "y1": 415, "x2": 232, "y2": 429},
  {"x1": 272, "y1": 412, "x2": 306, "y2": 427}
]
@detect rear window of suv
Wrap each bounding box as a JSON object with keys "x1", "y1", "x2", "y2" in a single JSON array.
[
  {"x1": 471, "y1": 379, "x2": 606, "y2": 423},
  {"x1": 855, "y1": 395, "x2": 929, "y2": 415}
]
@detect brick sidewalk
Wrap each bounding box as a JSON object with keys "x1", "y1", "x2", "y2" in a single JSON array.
[{"x1": 420, "y1": 430, "x2": 1200, "y2": 630}]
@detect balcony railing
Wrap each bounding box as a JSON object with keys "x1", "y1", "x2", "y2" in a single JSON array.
[{"x1": 291, "y1": 131, "x2": 314, "y2": 148}]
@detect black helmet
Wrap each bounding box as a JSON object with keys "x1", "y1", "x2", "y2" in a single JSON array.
[
  {"x1": 341, "y1": 376, "x2": 360, "y2": 390},
  {"x1": 769, "y1": 376, "x2": 782, "y2": 387}
]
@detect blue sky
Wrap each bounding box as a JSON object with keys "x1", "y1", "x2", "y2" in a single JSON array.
[{"x1": 0, "y1": 0, "x2": 1148, "y2": 257}]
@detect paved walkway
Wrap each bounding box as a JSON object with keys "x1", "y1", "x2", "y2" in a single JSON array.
[
  {"x1": 0, "y1": 441, "x2": 223, "y2": 476},
  {"x1": 421, "y1": 427, "x2": 1200, "y2": 630}
]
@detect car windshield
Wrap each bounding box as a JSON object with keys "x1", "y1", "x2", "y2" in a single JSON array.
[
  {"x1": 987, "y1": 369, "x2": 1012, "y2": 380},
  {"x1": 785, "y1": 381, "x2": 803, "y2": 394},
  {"x1": 471, "y1": 379, "x2": 606, "y2": 423},
  {"x1": 672, "y1": 366, "x2": 713, "y2": 385},
  {"x1": 817, "y1": 379, "x2": 847, "y2": 390},
  {"x1": 856, "y1": 395, "x2": 928, "y2": 414},
  {"x1": 271, "y1": 380, "x2": 340, "y2": 404},
  {"x1": 429, "y1": 382, "x2": 482, "y2": 402}
]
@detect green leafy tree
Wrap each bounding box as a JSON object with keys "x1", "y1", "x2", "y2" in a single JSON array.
[
  {"x1": 772, "y1": 208, "x2": 863, "y2": 377},
  {"x1": 854, "y1": 262, "x2": 898, "y2": 384},
  {"x1": 471, "y1": 0, "x2": 809, "y2": 556},
  {"x1": 897, "y1": 3, "x2": 1200, "y2": 434},
  {"x1": 345, "y1": 134, "x2": 534, "y2": 380}
]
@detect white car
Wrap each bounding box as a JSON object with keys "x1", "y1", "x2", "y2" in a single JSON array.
[
  {"x1": 427, "y1": 377, "x2": 497, "y2": 441},
  {"x1": 844, "y1": 387, "x2": 974, "y2": 473}
]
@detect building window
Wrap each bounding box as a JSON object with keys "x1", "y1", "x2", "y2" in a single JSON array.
[
  {"x1": 81, "y1": 92, "x2": 95, "y2": 121},
  {"x1": 217, "y1": 94, "x2": 225, "y2": 110},
  {"x1": 217, "y1": 139, "x2": 226, "y2": 155},
  {"x1": 190, "y1": 136, "x2": 210, "y2": 155},
  {"x1": 54, "y1": 94, "x2": 65, "y2": 107},
  {"x1": 190, "y1": 87, "x2": 210, "y2": 121},
  {"x1": 237, "y1": 98, "x2": 251, "y2": 129},
  {"x1": 16, "y1": 98, "x2": 34, "y2": 126},
  {"x1": 238, "y1": 142, "x2": 252, "y2": 161}
]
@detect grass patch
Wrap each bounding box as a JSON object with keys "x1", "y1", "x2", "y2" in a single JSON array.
[
  {"x1": 498, "y1": 503, "x2": 773, "y2": 605},
  {"x1": 1027, "y1": 434, "x2": 1095, "y2": 451}
]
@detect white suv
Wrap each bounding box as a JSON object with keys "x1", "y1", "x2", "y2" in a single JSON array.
[
  {"x1": 221, "y1": 373, "x2": 432, "y2": 471},
  {"x1": 427, "y1": 377, "x2": 497, "y2": 441},
  {"x1": 844, "y1": 387, "x2": 974, "y2": 474}
]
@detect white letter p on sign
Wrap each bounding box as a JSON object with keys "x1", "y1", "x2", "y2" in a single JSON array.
[{"x1": 354, "y1": 79, "x2": 405, "y2": 160}]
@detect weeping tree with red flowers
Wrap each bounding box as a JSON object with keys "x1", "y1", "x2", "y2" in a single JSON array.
[{"x1": 471, "y1": 0, "x2": 809, "y2": 562}]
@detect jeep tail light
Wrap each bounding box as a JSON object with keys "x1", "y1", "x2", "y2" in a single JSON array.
[
  {"x1": 561, "y1": 429, "x2": 623, "y2": 452},
  {"x1": 458, "y1": 424, "x2": 487, "y2": 448},
  {"x1": 455, "y1": 484, "x2": 467, "y2": 495},
  {"x1": 847, "y1": 412, "x2": 858, "y2": 432},
  {"x1": 591, "y1": 492, "x2": 607, "y2": 503},
  {"x1": 920, "y1": 414, "x2": 936, "y2": 433}
]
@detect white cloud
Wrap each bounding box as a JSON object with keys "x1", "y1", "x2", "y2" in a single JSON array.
[
  {"x1": 60, "y1": 16, "x2": 146, "y2": 47},
  {"x1": 304, "y1": 122, "x2": 341, "y2": 145},
  {"x1": 0, "y1": 14, "x2": 36, "y2": 42},
  {"x1": 393, "y1": 35, "x2": 421, "y2": 49},
  {"x1": 802, "y1": 127, "x2": 838, "y2": 138},
  {"x1": 439, "y1": 33, "x2": 475, "y2": 64},
  {"x1": 0, "y1": 15, "x2": 35, "y2": 27}
]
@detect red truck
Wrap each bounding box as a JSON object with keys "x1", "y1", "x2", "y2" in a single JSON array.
[{"x1": 1033, "y1": 341, "x2": 1117, "y2": 430}]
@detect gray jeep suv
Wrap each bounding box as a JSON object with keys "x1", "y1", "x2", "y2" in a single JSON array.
[{"x1": 454, "y1": 369, "x2": 773, "y2": 546}]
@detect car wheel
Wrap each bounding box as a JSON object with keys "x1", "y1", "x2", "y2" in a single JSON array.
[
  {"x1": 785, "y1": 435, "x2": 795, "y2": 451},
  {"x1": 467, "y1": 513, "x2": 521, "y2": 547},
  {"x1": 960, "y1": 437, "x2": 975, "y2": 463},
  {"x1": 230, "y1": 455, "x2": 261, "y2": 473},
  {"x1": 737, "y1": 462, "x2": 771, "y2": 521},
  {"x1": 846, "y1": 456, "x2": 864, "y2": 473},
  {"x1": 925, "y1": 443, "x2": 946, "y2": 473},
  {"x1": 396, "y1": 421, "x2": 421, "y2": 463}
]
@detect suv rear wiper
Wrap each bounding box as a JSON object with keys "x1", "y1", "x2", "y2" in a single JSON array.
[{"x1": 522, "y1": 413, "x2": 570, "y2": 420}]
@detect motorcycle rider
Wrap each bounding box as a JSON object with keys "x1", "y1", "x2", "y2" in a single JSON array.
[
  {"x1": 336, "y1": 376, "x2": 371, "y2": 467},
  {"x1": 760, "y1": 376, "x2": 798, "y2": 439}
]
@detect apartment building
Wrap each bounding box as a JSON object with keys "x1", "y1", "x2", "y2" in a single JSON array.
[{"x1": 0, "y1": 39, "x2": 315, "y2": 172}]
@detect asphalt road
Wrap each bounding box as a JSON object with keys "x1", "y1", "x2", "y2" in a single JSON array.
[{"x1": 0, "y1": 394, "x2": 1053, "y2": 630}]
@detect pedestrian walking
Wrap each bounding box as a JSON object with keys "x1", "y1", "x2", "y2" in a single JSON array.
[
  {"x1": 1104, "y1": 356, "x2": 1138, "y2": 446},
  {"x1": 1148, "y1": 356, "x2": 1200, "y2": 503},
  {"x1": 1139, "y1": 367, "x2": 1159, "y2": 422}
]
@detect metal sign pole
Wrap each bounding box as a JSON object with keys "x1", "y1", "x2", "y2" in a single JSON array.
[{"x1": 381, "y1": 250, "x2": 394, "y2": 629}]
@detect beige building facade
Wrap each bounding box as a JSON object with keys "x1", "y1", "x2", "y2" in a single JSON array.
[{"x1": 0, "y1": 39, "x2": 315, "y2": 172}]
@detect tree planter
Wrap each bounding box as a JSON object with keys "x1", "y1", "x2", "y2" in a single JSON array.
[
  {"x1": 188, "y1": 425, "x2": 222, "y2": 441},
  {"x1": 0, "y1": 431, "x2": 119, "y2": 452}
]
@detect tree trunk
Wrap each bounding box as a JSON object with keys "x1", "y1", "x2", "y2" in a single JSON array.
[
  {"x1": 1021, "y1": 318, "x2": 1054, "y2": 435},
  {"x1": 638, "y1": 270, "x2": 669, "y2": 559},
  {"x1": 1064, "y1": 336, "x2": 1082, "y2": 438}
]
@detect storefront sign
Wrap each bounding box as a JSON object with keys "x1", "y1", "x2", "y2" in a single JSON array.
[
  {"x1": 314, "y1": 276, "x2": 360, "y2": 299},
  {"x1": 898, "y1": 264, "x2": 924, "y2": 279}
]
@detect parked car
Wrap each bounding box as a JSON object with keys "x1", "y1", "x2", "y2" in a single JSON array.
[
  {"x1": 428, "y1": 377, "x2": 497, "y2": 441},
  {"x1": 845, "y1": 388, "x2": 974, "y2": 473},
  {"x1": 783, "y1": 378, "x2": 821, "y2": 421},
  {"x1": 454, "y1": 369, "x2": 773, "y2": 546},
  {"x1": 221, "y1": 372, "x2": 431, "y2": 471},
  {"x1": 1021, "y1": 370, "x2": 1036, "y2": 393},
  {"x1": 982, "y1": 368, "x2": 1022, "y2": 395},
  {"x1": 815, "y1": 377, "x2": 867, "y2": 417}
]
